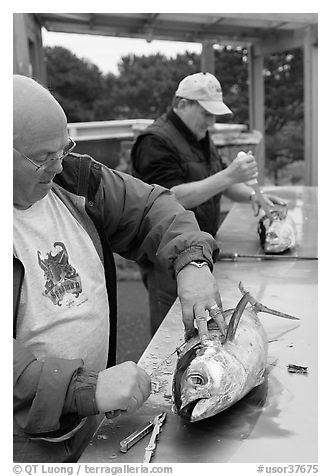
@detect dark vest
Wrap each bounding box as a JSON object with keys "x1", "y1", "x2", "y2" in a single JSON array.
[{"x1": 132, "y1": 114, "x2": 224, "y2": 237}]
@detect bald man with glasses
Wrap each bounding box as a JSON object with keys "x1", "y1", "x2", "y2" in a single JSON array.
[{"x1": 13, "y1": 75, "x2": 225, "y2": 462}]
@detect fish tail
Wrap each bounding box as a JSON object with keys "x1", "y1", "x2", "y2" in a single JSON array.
[{"x1": 238, "y1": 282, "x2": 300, "y2": 321}]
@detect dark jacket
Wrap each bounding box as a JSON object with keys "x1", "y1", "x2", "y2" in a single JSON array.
[
  {"x1": 13, "y1": 153, "x2": 219, "y2": 442},
  {"x1": 131, "y1": 110, "x2": 226, "y2": 237}
]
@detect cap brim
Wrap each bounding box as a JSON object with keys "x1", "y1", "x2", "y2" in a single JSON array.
[{"x1": 198, "y1": 100, "x2": 232, "y2": 116}]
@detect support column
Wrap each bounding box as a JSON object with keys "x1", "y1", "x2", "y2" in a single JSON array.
[
  {"x1": 13, "y1": 14, "x2": 30, "y2": 76},
  {"x1": 248, "y1": 45, "x2": 266, "y2": 183},
  {"x1": 201, "y1": 41, "x2": 215, "y2": 74},
  {"x1": 13, "y1": 13, "x2": 47, "y2": 84},
  {"x1": 303, "y1": 26, "x2": 318, "y2": 186}
]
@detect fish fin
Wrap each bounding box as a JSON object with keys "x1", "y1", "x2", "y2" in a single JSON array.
[
  {"x1": 238, "y1": 282, "x2": 300, "y2": 321},
  {"x1": 225, "y1": 292, "x2": 250, "y2": 342},
  {"x1": 254, "y1": 369, "x2": 266, "y2": 387}
]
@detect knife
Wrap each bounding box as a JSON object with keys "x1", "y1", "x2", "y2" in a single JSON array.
[{"x1": 238, "y1": 151, "x2": 274, "y2": 221}]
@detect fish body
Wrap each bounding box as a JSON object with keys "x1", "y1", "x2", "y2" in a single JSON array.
[
  {"x1": 258, "y1": 206, "x2": 296, "y2": 254},
  {"x1": 173, "y1": 284, "x2": 298, "y2": 423}
]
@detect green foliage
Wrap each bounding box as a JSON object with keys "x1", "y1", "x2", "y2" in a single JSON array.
[
  {"x1": 107, "y1": 52, "x2": 201, "y2": 118},
  {"x1": 264, "y1": 49, "x2": 304, "y2": 177},
  {"x1": 44, "y1": 46, "x2": 107, "y2": 122},
  {"x1": 214, "y1": 46, "x2": 249, "y2": 125}
]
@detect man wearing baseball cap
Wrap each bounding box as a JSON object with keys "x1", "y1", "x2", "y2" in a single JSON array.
[
  {"x1": 131, "y1": 72, "x2": 284, "y2": 334},
  {"x1": 175, "y1": 71, "x2": 233, "y2": 116}
]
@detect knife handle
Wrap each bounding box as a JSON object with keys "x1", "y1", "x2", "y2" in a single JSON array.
[{"x1": 105, "y1": 409, "x2": 122, "y2": 419}]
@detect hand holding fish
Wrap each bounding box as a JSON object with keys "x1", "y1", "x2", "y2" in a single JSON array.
[
  {"x1": 250, "y1": 191, "x2": 287, "y2": 216},
  {"x1": 176, "y1": 263, "x2": 226, "y2": 342}
]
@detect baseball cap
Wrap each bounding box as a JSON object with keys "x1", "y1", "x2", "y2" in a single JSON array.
[{"x1": 175, "y1": 72, "x2": 232, "y2": 115}]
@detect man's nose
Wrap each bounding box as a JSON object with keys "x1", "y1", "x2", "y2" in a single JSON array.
[
  {"x1": 47, "y1": 157, "x2": 64, "y2": 174},
  {"x1": 207, "y1": 115, "x2": 216, "y2": 127}
]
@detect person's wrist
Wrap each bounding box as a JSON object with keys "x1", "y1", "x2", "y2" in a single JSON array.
[
  {"x1": 173, "y1": 247, "x2": 213, "y2": 277},
  {"x1": 187, "y1": 260, "x2": 210, "y2": 269},
  {"x1": 222, "y1": 168, "x2": 235, "y2": 186},
  {"x1": 176, "y1": 260, "x2": 212, "y2": 278}
]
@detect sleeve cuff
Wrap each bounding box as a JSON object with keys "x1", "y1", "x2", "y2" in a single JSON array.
[
  {"x1": 74, "y1": 368, "x2": 99, "y2": 418},
  {"x1": 173, "y1": 245, "x2": 214, "y2": 277}
]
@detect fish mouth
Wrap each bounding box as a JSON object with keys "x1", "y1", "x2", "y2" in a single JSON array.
[
  {"x1": 179, "y1": 398, "x2": 216, "y2": 422},
  {"x1": 178, "y1": 399, "x2": 203, "y2": 421},
  {"x1": 264, "y1": 242, "x2": 290, "y2": 254}
]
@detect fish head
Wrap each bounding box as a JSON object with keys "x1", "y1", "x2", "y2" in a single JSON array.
[
  {"x1": 258, "y1": 208, "x2": 296, "y2": 254},
  {"x1": 173, "y1": 338, "x2": 246, "y2": 422},
  {"x1": 264, "y1": 218, "x2": 295, "y2": 253}
]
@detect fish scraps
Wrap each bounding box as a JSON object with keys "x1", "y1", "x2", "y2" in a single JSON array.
[{"x1": 287, "y1": 364, "x2": 308, "y2": 374}]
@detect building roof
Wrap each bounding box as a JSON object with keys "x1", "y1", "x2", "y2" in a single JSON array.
[{"x1": 35, "y1": 12, "x2": 318, "y2": 46}]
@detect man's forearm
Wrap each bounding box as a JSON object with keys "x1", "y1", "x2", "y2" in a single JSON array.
[
  {"x1": 222, "y1": 182, "x2": 254, "y2": 203},
  {"x1": 170, "y1": 169, "x2": 235, "y2": 209}
]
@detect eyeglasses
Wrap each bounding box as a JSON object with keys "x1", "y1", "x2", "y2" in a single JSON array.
[{"x1": 14, "y1": 137, "x2": 76, "y2": 171}]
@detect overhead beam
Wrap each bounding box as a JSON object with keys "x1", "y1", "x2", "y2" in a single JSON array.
[
  {"x1": 38, "y1": 13, "x2": 317, "y2": 45},
  {"x1": 201, "y1": 12, "x2": 318, "y2": 24},
  {"x1": 39, "y1": 19, "x2": 264, "y2": 44}
]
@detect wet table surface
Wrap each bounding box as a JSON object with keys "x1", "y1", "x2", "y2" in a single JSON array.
[{"x1": 80, "y1": 186, "x2": 318, "y2": 463}]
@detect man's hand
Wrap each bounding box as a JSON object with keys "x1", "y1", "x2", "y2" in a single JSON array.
[
  {"x1": 264, "y1": 194, "x2": 287, "y2": 207},
  {"x1": 176, "y1": 264, "x2": 226, "y2": 342},
  {"x1": 225, "y1": 151, "x2": 258, "y2": 185},
  {"x1": 251, "y1": 192, "x2": 287, "y2": 216},
  {"x1": 95, "y1": 362, "x2": 151, "y2": 414}
]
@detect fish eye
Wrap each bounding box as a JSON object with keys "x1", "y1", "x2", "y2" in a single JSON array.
[
  {"x1": 187, "y1": 373, "x2": 206, "y2": 386},
  {"x1": 266, "y1": 231, "x2": 278, "y2": 239}
]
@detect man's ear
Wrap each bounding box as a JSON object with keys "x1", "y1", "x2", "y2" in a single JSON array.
[{"x1": 176, "y1": 98, "x2": 188, "y2": 110}]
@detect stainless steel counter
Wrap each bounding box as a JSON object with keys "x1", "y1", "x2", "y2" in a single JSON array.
[{"x1": 80, "y1": 186, "x2": 318, "y2": 463}]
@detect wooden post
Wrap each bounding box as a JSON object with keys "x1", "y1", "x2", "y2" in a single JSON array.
[
  {"x1": 248, "y1": 45, "x2": 266, "y2": 183},
  {"x1": 13, "y1": 14, "x2": 47, "y2": 84},
  {"x1": 303, "y1": 26, "x2": 318, "y2": 186},
  {"x1": 201, "y1": 40, "x2": 215, "y2": 74}
]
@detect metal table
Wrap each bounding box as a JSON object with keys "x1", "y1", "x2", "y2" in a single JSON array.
[{"x1": 79, "y1": 186, "x2": 318, "y2": 463}]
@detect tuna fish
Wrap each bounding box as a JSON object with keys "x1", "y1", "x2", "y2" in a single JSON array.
[
  {"x1": 258, "y1": 205, "x2": 296, "y2": 254},
  {"x1": 172, "y1": 283, "x2": 298, "y2": 422}
]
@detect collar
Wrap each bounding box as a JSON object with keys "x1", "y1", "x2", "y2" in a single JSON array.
[{"x1": 167, "y1": 109, "x2": 210, "y2": 146}]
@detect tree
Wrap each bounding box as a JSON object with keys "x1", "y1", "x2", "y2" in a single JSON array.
[
  {"x1": 93, "y1": 73, "x2": 119, "y2": 120},
  {"x1": 264, "y1": 48, "x2": 304, "y2": 176},
  {"x1": 107, "y1": 52, "x2": 201, "y2": 119},
  {"x1": 44, "y1": 46, "x2": 106, "y2": 122},
  {"x1": 214, "y1": 46, "x2": 249, "y2": 125}
]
